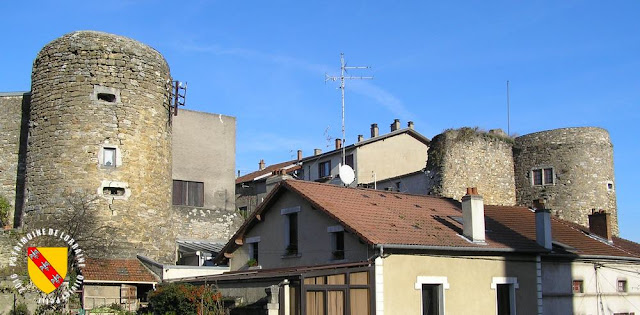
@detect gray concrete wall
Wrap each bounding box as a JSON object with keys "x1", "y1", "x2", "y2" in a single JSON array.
[
  {"x1": 356, "y1": 132, "x2": 428, "y2": 183},
  {"x1": 230, "y1": 190, "x2": 371, "y2": 271},
  {"x1": 172, "y1": 109, "x2": 236, "y2": 211},
  {"x1": 172, "y1": 109, "x2": 242, "y2": 244},
  {"x1": 514, "y1": 127, "x2": 618, "y2": 234}
]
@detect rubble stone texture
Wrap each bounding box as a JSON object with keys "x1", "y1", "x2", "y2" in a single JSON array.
[
  {"x1": 0, "y1": 95, "x2": 25, "y2": 224},
  {"x1": 24, "y1": 31, "x2": 175, "y2": 262},
  {"x1": 425, "y1": 128, "x2": 516, "y2": 206},
  {"x1": 514, "y1": 127, "x2": 618, "y2": 235}
]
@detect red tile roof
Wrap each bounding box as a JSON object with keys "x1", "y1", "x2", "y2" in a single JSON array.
[
  {"x1": 84, "y1": 258, "x2": 158, "y2": 283},
  {"x1": 217, "y1": 180, "x2": 640, "y2": 262},
  {"x1": 235, "y1": 160, "x2": 300, "y2": 184}
]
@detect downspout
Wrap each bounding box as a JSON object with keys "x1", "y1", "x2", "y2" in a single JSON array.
[
  {"x1": 536, "y1": 255, "x2": 543, "y2": 315},
  {"x1": 375, "y1": 245, "x2": 385, "y2": 315}
]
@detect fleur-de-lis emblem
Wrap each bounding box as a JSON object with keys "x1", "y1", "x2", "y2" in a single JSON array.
[
  {"x1": 39, "y1": 261, "x2": 50, "y2": 271},
  {"x1": 29, "y1": 249, "x2": 40, "y2": 260}
]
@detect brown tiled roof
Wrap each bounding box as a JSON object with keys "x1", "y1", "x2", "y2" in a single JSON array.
[
  {"x1": 235, "y1": 160, "x2": 300, "y2": 184},
  {"x1": 84, "y1": 258, "x2": 158, "y2": 283},
  {"x1": 216, "y1": 180, "x2": 640, "y2": 262}
]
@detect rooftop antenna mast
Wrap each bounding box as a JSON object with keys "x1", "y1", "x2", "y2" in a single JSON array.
[
  {"x1": 506, "y1": 80, "x2": 510, "y2": 136},
  {"x1": 325, "y1": 53, "x2": 373, "y2": 166}
]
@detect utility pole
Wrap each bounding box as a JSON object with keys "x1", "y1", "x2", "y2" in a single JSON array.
[{"x1": 325, "y1": 53, "x2": 373, "y2": 165}]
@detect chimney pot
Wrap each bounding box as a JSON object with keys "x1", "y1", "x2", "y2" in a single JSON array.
[
  {"x1": 466, "y1": 187, "x2": 473, "y2": 195},
  {"x1": 408, "y1": 121, "x2": 414, "y2": 129},
  {"x1": 335, "y1": 138, "x2": 342, "y2": 150},
  {"x1": 297, "y1": 150, "x2": 302, "y2": 161},
  {"x1": 371, "y1": 124, "x2": 379, "y2": 138},
  {"x1": 588, "y1": 211, "x2": 612, "y2": 241},
  {"x1": 471, "y1": 187, "x2": 478, "y2": 195},
  {"x1": 461, "y1": 192, "x2": 485, "y2": 242},
  {"x1": 358, "y1": 134, "x2": 364, "y2": 142},
  {"x1": 314, "y1": 149, "x2": 322, "y2": 156},
  {"x1": 391, "y1": 119, "x2": 401, "y2": 132},
  {"x1": 259, "y1": 159, "x2": 265, "y2": 171}
]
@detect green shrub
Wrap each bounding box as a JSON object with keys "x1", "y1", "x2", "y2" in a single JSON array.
[
  {"x1": 9, "y1": 302, "x2": 30, "y2": 315},
  {"x1": 148, "y1": 283, "x2": 224, "y2": 315},
  {"x1": 0, "y1": 195, "x2": 11, "y2": 226}
]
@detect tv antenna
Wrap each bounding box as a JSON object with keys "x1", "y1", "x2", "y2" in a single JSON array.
[
  {"x1": 325, "y1": 53, "x2": 373, "y2": 174},
  {"x1": 167, "y1": 79, "x2": 187, "y2": 125}
]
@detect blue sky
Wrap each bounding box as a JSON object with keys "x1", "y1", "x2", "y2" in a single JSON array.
[{"x1": 1, "y1": 1, "x2": 639, "y2": 241}]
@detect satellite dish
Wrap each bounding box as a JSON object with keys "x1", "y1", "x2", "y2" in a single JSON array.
[{"x1": 339, "y1": 164, "x2": 355, "y2": 185}]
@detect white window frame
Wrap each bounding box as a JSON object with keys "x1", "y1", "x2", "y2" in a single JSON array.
[
  {"x1": 98, "y1": 145, "x2": 122, "y2": 168},
  {"x1": 415, "y1": 276, "x2": 449, "y2": 315},
  {"x1": 531, "y1": 167, "x2": 554, "y2": 186},
  {"x1": 491, "y1": 277, "x2": 518, "y2": 315}
]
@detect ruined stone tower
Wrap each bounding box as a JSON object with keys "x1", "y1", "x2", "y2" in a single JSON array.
[
  {"x1": 425, "y1": 128, "x2": 516, "y2": 206},
  {"x1": 514, "y1": 127, "x2": 618, "y2": 235},
  {"x1": 23, "y1": 31, "x2": 175, "y2": 261}
]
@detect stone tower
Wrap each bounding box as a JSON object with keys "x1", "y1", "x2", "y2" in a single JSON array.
[
  {"x1": 425, "y1": 128, "x2": 516, "y2": 206},
  {"x1": 514, "y1": 127, "x2": 618, "y2": 235},
  {"x1": 23, "y1": 31, "x2": 175, "y2": 261}
]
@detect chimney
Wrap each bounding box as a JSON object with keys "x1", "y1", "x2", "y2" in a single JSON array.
[
  {"x1": 408, "y1": 121, "x2": 414, "y2": 129},
  {"x1": 588, "y1": 210, "x2": 612, "y2": 241},
  {"x1": 534, "y1": 199, "x2": 552, "y2": 250},
  {"x1": 371, "y1": 123, "x2": 379, "y2": 138},
  {"x1": 297, "y1": 150, "x2": 302, "y2": 161},
  {"x1": 391, "y1": 119, "x2": 401, "y2": 132},
  {"x1": 335, "y1": 138, "x2": 342, "y2": 150},
  {"x1": 237, "y1": 170, "x2": 240, "y2": 178},
  {"x1": 258, "y1": 159, "x2": 265, "y2": 171},
  {"x1": 358, "y1": 134, "x2": 364, "y2": 142},
  {"x1": 314, "y1": 148, "x2": 322, "y2": 156},
  {"x1": 265, "y1": 169, "x2": 293, "y2": 194},
  {"x1": 461, "y1": 187, "x2": 485, "y2": 242}
]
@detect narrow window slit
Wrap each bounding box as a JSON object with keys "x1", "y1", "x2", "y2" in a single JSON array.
[{"x1": 98, "y1": 93, "x2": 117, "y2": 103}]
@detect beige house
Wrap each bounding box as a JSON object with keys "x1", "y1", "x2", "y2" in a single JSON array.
[{"x1": 192, "y1": 181, "x2": 553, "y2": 314}]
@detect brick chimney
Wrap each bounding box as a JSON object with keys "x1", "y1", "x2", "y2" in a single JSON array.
[
  {"x1": 588, "y1": 209, "x2": 612, "y2": 241},
  {"x1": 335, "y1": 138, "x2": 342, "y2": 150},
  {"x1": 314, "y1": 149, "x2": 322, "y2": 156},
  {"x1": 391, "y1": 119, "x2": 401, "y2": 132},
  {"x1": 371, "y1": 123, "x2": 379, "y2": 138},
  {"x1": 258, "y1": 159, "x2": 265, "y2": 171},
  {"x1": 534, "y1": 199, "x2": 552, "y2": 250},
  {"x1": 407, "y1": 121, "x2": 414, "y2": 129},
  {"x1": 358, "y1": 135, "x2": 364, "y2": 142},
  {"x1": 461, "y1": 187, "x2": 485, "y2": 243},
  {"x1": 265, "y1": 169, "x2": 293, "y2": 194},
  {"x1": 297, "y1": 150, "x2": 303, "y2": 161}
]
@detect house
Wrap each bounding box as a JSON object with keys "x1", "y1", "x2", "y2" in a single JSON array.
[
  {"x1": 298, "y1": 120, "x2": 429, "y2": 186},
  {"x1": 193, "y1": 180, "x2": 640, "y2": 314},
  {"x1": 82, "y1": 258, "x2": 159, "y2": 312}
]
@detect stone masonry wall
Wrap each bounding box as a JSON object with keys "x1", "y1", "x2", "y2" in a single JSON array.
[
  {"x1": 426, "y1": 128, "x2": 516, "y2": 205},
  {"x1": 514, "y1": 127, "x2": 618, "y2": 235},
  {"x1": 24, "y1": 31, "x2": 175, "y2": 262},
  {"x1": 172, "y1": 205, "x2": 243, "y2": 243},
  {"x1": 0, "y1": 94, "x2": 25, "y2": 226}
]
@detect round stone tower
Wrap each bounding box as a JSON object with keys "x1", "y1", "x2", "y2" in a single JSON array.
[
  {"x1": 24, "y1": 31, "x2": 175, "y2": 261},
  {"x1": 514, "y1": 127, "x2": 618, "y2": 235},
  {"x1": 425, "y1": 127, "x2": 516, "y2": 206}
]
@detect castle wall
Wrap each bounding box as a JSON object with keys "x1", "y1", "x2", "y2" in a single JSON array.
[
  {"x1": 24, "y1": 31, "x2": 175, "y2": 262},
  {"x1": 426, "y1": 128, "x2": 516, "y2": 206},
  {"x1": 514, "y1": 127, "x2": 617, "y2": 235},
  {"x1": 0, "y1": 93, "x2": 26, "y2": 226}
]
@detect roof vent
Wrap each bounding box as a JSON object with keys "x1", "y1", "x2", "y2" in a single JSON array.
[{"x1": 461, "y1": 187, "x2": 485, "y2": 243}]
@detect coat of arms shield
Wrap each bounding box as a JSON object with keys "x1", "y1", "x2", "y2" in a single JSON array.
[{"x1": 27, "y1": 247, "x2": 68, "y2": 294}]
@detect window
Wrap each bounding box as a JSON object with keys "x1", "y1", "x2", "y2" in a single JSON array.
[
  {"x1": 532, "y1": 167, "x2": 554, "y2": 186},
  {"x1": 250, "y1": 242, "x2": 259, "y2": 263},
  {"x1": 395, "y1": 181, "x2": 401, "y2": 191},
  {"x1": 332, "y1": 231, "x2": 345, "y2": 260},
  {"x1": 618, "y1": 280, "x2": 628, "y2": 293},
  {"x1": 572, "y1": 280, "x2": 584, "y2": 293},
  {"x1": 491, "y1": 277, "x2": 518, "y2": 315},
  {"x1": 318, "y1": 161, "x2": 331, "y2": 178},
  {"x1": 103, "y1": 147, "x2": 116, "y2": 167},
  {"x1": 238, "y1": 206, "x2": 248, "y2": 218},
  {"x1": 345, "y1": 154, "x2": 354, "y2": 169},
  {"x1": 286, "y1": 212, "x2": 298, "y2": 255},
  {"x1": 422, "y1": 284, "x2": 443, "y2": 315},
  {"x1": 172, "y1": 180, "x2": 204, "y2": 207}
]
